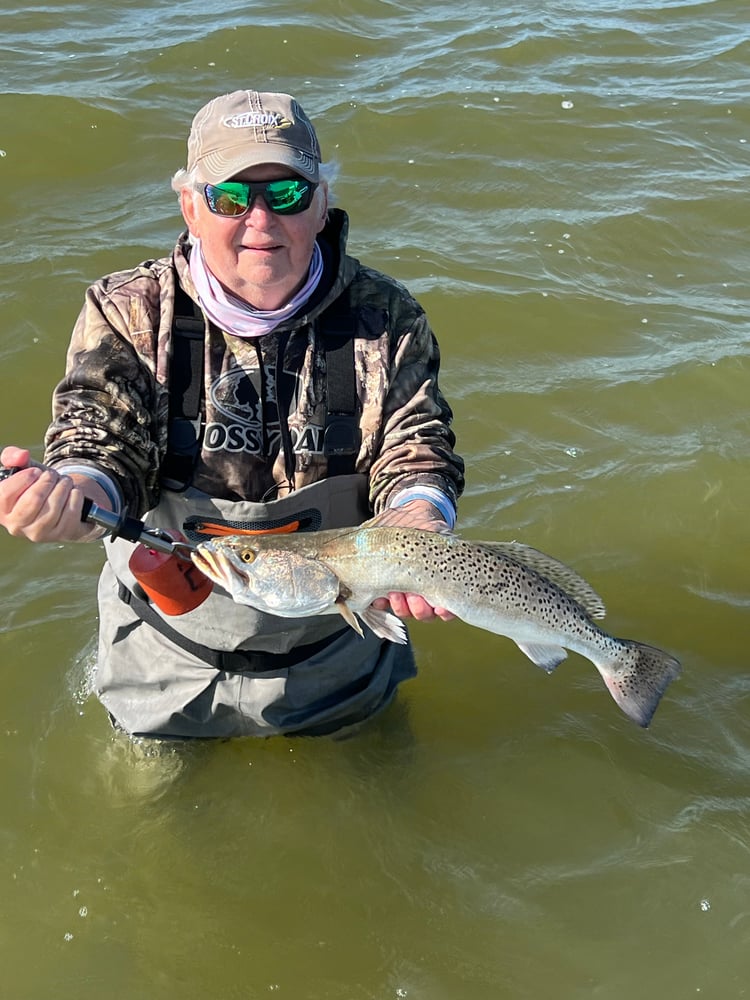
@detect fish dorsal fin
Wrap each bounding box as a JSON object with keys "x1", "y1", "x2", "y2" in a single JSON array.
[{"x1": 476, "y1": 541, "x2": 607, "y2": 620}]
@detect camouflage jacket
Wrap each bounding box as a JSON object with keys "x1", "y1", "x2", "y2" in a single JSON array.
[{"x1": 44, "y1": 209, "x2": 464, "y2": 517}]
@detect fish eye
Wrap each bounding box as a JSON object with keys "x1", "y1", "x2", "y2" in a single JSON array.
[{"x1": 240, "y1": 550, "x2": 256, "y2": 564}]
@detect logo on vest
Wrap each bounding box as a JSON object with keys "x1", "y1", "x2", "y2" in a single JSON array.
[
  {"x1": 222, "y1": 111, "x2": 292, "y2": 131},
  {"x1": 204, "y1": 363, "x2": 324, "y2": 456},
  {"x1": 208, "y1": 366, "x2": 263, "y2": 427}
]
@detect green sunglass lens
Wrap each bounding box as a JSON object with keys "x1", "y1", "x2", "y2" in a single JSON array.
[
  {"x1": 265, "y1": 180, "x2": 310, "y2": 213},
  {"x1": 205, "y1": 184, "x2": 248, "y2": 216}
]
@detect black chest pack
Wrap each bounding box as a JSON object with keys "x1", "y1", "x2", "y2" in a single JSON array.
[{"x1": 161, "y1": 284, "x2": 380, "y2": 490}]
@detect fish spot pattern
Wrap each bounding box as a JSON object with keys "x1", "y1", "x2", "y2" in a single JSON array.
[{"x1": 377, "y1": 532, "x2": 599, "y2": 635}]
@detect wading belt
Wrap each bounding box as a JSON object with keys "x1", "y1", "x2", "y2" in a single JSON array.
[
  {"x1": 161, "y1": 282, "x2": 363, "y2": 490},
  {"x1": 117, "y1": 579, "x2": 347, "y2": 673}
]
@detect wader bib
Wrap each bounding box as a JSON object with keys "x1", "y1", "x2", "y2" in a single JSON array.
[{"x1": 95, "y1": 475, "x2": 416, "y2": 738}]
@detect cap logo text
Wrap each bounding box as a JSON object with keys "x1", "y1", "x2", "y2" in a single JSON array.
[{"x1": 222, "y1": 112, "x2": 292, "y2": 130}]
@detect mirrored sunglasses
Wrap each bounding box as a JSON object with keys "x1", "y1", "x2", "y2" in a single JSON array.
[{"x1": 202, "y1": 178, "x2": 318, "y2": 217}]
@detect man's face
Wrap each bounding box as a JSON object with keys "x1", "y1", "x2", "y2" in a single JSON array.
[{"x1": 181, "y1": 163, "x2": 328, "y2": 311}]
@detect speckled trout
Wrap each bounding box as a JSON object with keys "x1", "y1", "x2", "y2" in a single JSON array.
[{"x1": 191, "y1": 524, "x2": 681, "y2": 727}]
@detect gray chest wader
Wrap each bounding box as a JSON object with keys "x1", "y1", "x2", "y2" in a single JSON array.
[{"x1": 93, "y1": 292, "x2": 416, "y2": 739}]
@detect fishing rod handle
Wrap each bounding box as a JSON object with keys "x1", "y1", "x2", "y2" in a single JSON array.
[{"x1": 80, "y1": 497, "x2": 185, "y2": 554}]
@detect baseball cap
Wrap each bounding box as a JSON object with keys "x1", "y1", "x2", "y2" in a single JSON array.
[{"x1": 186, "y1": 90, "x2": 321, "y2": 184}]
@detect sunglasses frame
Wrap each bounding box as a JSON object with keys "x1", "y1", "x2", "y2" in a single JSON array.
[{"x1": 202, "y1": 178, "x2": 318, "y2": 218}]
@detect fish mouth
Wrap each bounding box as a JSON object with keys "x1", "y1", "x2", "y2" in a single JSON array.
[{"x1": 191, "y1": 547, "x2": 248, "y2": 590}]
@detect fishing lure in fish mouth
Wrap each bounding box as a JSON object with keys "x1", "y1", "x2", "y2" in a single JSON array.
[{"x1": 191, "y1": 523, "x2": 682, "y2": 728}]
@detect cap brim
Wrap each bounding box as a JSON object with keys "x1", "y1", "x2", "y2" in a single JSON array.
[{"x1": 196, "y1": 145, "x2": 319, "y2": 184}]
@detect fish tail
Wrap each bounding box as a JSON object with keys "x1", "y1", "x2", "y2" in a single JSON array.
[{"x1": 599, "y1": 640, "x2": 681, "y2": 727}]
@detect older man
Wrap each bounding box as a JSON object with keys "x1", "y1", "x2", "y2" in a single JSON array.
[{"x1": 0, "y1": 89, "x2": 464, "y2": 738}]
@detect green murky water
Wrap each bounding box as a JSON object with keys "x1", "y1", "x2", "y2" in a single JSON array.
[{"x1": 1, "y1": 2, "x2": 749, "y2": 996}]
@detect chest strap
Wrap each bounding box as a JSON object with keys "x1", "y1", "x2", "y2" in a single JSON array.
[{"x1": 116, "y1": 580, "x2": 347, "y2": 673}]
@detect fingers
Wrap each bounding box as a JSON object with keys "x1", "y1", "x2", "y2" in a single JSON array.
[
  {"x1": 0, "y1": 466, "x2": 79, "y2": 541},
  {"x1": 0, "y1": 465, "x2": 42, "y2": 520},
  {"x1": 1, "y1": 445, "x2": 31, "y2": 473},
  {"x1": 24, "y1": 472, "x2": 78, "y2": 540},
  {"x1": 395, "y1": 593, "x2": 455, "y2": 621},
  {"x1": 372, "y1": 591, "x2": 456, "y2": 623},
  {"x1": 433, "y1": 606, "x2": 456, "y2": 622}
]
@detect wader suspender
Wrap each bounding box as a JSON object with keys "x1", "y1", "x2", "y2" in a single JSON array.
[
  {"x1": 319, "y1": 298, "x2": 362, "y2": 478},
  {"x1": 161, "y1": 284, "x2": 361, "y2": 491},
  {"x1": 161, "y1": 284, "x2": 206, "y2": 491}
]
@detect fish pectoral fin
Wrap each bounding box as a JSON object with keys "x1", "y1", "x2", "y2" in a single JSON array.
[
  {"x1": 358, "y1": 606, "x2": 409, "y2": 645},
  {"x1": 515, "y1": 641, "x2": 568, "y2": 674},
  {"x1": 335, "y1": 596, "x2": 365, "y2": 638},
  {"x1": 333, "y1": 597, "x2": 407, "y2": 644}
]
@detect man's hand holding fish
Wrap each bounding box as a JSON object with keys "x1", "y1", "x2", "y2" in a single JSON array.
[{"x1": 367, "y1": 500, "x2": 456, "y2": 623}]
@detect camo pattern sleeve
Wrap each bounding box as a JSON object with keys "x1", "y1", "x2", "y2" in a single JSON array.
[
  {"x1": 43, "y1": 257, "x2": 175, "y2": 515},
  {"x1": 350, "y1": 265, "x2": 465, "y2": 514}
]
